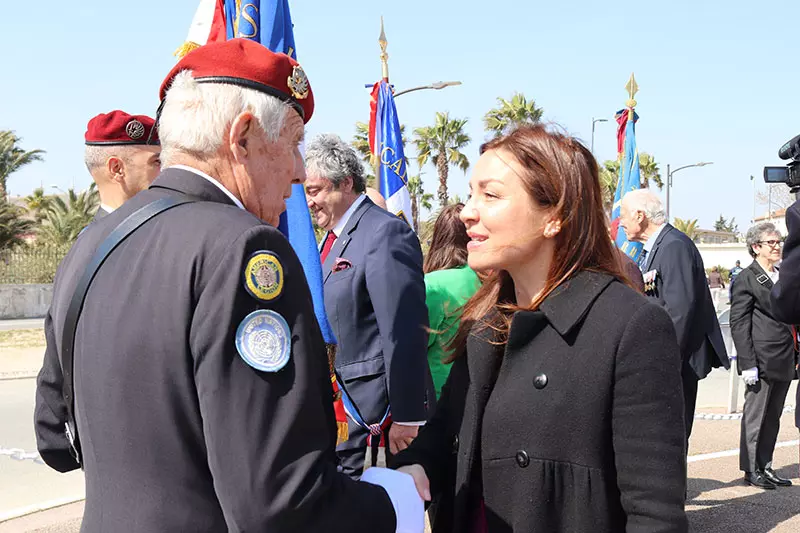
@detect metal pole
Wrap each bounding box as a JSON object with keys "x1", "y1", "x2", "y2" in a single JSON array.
[
  {"x1": 591, "y1": 119, "x2": 596, "y2": 154},
  {"x1": 727, "y1": 343, "x2": 739, "y2": 413},
  {"x1": 665, "y1": 164, "x2": 671, "y2": 222}
]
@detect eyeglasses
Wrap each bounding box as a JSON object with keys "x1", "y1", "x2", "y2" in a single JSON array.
[{"x1": 757, "y1": 240, "x2": 783, "y2": 247}]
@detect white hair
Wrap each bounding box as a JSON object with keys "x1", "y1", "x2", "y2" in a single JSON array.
[
  {"x1": 623, "y1": 189, "x2": 666, "y2": 225},
  {"x1": 158, "y1": 70, "x2": 290, "y2": 166}
]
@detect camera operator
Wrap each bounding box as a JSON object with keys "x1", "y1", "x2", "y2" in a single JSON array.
[{"x1": 767, "y1": 133, "x2": 800, "y2": 435}]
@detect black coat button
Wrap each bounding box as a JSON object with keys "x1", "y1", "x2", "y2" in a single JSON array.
[
  {"x1": 533, "y1": 373, "x2": 548, "y2": 389},
  {"x1": 515, "y1": 450, "x2": 530, "y2": 468},
  {"x1": 452, "y1": 434, "x2": 459, "y2": 454}
]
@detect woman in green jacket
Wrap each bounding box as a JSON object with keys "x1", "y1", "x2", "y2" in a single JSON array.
[{"x1": 424, "y1": 203, "x2": 481, "y2": 398}]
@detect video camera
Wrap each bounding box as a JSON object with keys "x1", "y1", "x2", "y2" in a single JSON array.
[{"x1": 764, "y1": 134, "x2": 800, "y2": 193}]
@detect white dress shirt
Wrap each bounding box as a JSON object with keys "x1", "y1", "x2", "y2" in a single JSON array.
[{"x1": 166, "y1": 165, "x2": 245, "y2": 210}]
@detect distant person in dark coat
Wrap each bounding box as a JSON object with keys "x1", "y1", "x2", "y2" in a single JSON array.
[
  {"x1": 620, "y1": 189, "x2": 729, "y2": 444},
  {"x1": 731, "y1": 222, "x2": 797, "y2": 489},
  {"x1": 391, "y1": 125, "x2": 688, "y2": 533},
  {"x1": 770, "y1": 198, "x2": 800, "y2": 432}
]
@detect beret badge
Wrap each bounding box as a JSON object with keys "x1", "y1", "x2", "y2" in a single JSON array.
[
  {"x1": 287, "y1": 65, "x2": 309, "y2": 100},
  {"x1": 125, "y1": 120, "x2": 145, "y2": 140}
]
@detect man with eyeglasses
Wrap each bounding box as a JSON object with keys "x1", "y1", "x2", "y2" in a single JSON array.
[{"x1": 731, "y1": 223, "x2": 795, "y2": 489}]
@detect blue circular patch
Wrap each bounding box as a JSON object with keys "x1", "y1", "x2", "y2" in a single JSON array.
[{"x1": 235, "y1": 310, "x2": 291, "y2": 372}]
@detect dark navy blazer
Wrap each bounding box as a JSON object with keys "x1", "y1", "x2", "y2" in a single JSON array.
[{"x1": 322, "y1": 197, "x2": 430, "y2": 424}]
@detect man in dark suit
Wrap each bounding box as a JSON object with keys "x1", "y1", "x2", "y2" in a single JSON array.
[
  {"x1": 770, "y1": 197, "x2": 800, "y2": 432},
  {"x1": 83, "y1": 110, "x2": 161, "y2": 221},
  {"x1": 305, "y1": 133, "x2": 430, "y2": 479},
  {"x1": 34, "y1": 39, "x2": 419, "y2": 532},
  {"x1": 620, "y1": 189, "x2": 728, "y2": 442}
]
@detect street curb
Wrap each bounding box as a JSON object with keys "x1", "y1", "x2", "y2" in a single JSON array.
[
  {"x1": 0, "y1": 371, "x2": 38, "y2": 381},
  {"x1": 0, "y1": 496, "x2": 85, "y2": 524}
]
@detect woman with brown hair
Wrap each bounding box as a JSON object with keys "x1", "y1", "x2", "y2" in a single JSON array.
[
  {"x1": 424, "y1": 203, "x2": 481, "y2": 398},
  {"x1": 391, "y1": 125, "x2": 688, "y2": 532}
]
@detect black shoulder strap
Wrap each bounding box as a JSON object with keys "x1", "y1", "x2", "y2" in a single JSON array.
[{"x1": 61, "y1": 195, "x2": 197, "y2": 464}]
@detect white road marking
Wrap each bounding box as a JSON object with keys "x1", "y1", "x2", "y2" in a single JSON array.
[{"x1": 688, "y1": 439, "x2": 799, "y2": 463}]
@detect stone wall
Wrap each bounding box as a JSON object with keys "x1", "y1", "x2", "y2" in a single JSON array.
[{"x1": 0, "y1": 284, "x2": 53, "y2": 319}]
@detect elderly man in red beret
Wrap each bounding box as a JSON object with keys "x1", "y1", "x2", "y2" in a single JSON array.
[
  {"x1": 83, "y1": 111, "x2": 161, "y2": 219},
  {"x1": 35, "y1": 39, "x2": 422, "y2": 533}
]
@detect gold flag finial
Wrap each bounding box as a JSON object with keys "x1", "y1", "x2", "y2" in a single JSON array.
[
  {"x1": 625, "y1": 73, "x2": 638, "y2": 108},
  {"x1": 379, "y1": 17, "x2": 389, "y2": 81}
]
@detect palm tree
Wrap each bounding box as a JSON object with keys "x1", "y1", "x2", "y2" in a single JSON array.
[
  {"x1": 0, "y1": 131, "x2": 46, "y2": 199},
  {"x1": 24, "y1": 187, "x2": 52, "y2": 222},
  {"x1": 598, "y1": 160, "x2": 620, "y2": 214},
  {"x1": 638, "y1": 153, "x2": 663, "y2": 189},
  {"x1": 413, "y1": 112, "x2": 471, "y2": 207},
  {"x1": 483, "y1": 93, "x2": 544, "y2": 138},
  {"x1": 407, "y1": 174, "x2": 433, "y2": 233},
  {"x1": 673, "y1": 217, "x2": 699, "y2": 240},
  {"x1": 0, "y1": 200, "x2": 34, "y2": 250},
  {"x1": 38, "y1": 184, "x2": 99, "y2": 245},
  {"x1": 352, "y1": 122, "x2": 410, "y2": 189}
]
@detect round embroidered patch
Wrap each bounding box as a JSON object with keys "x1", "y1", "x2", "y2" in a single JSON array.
[
  {"x1": 235, "y1": 309, "x2": 291, "y2": 372},
  {"x1": 243, "y1": 251, "x2": 284, "y2": 302}
]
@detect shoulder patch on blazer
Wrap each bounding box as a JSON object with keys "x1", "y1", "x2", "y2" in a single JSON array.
[
  {"x1": 243, "y1": 251, "x2": 284, "y2": 302},
  {"x1": 756, "y1": 273, "x2": 770, "y2": 285}
]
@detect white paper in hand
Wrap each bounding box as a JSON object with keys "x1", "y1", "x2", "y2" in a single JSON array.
[{"x1": 360, "y1": 466, "x2": 425, "y2": 533}]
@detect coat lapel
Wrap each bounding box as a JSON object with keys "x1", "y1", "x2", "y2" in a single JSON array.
[
  {"x1": 645, "y1": 224, "x2": 673, "y2": 272},
  {"x1": 323, "y1": 198, "x2": 374, "y2": 281}
]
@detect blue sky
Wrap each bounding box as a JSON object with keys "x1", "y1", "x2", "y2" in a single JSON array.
[{"x1": 2, "y1": 0, "x2": 798, "y2": 230}]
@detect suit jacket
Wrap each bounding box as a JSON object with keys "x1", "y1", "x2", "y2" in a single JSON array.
[
  {"x1": 643, "y1": 224, "x2": 729, "y2": 378},
  {"x1": 772, "y1": 199, "x2": 800, "y2": 323},
  {"x1": 323, "y1": 197, "x2": 430, "y2": 424},
  {"x1": 391, "y1": 272, "x2": 688, "y2": 533},
  {"x1": 731, "y1": 261, "x2": 797, "y2": 381},
  {"x1": 34, "y1": 168, "x2": 395, "y2": 532}
]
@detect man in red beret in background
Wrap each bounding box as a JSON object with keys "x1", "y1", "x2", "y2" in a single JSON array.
[
  {"x1": 84, "y1": 110, "x2": 161, "y2": 220},
  {"x1": 35, "y1": 39, "x2": 422, "y2": 533}
]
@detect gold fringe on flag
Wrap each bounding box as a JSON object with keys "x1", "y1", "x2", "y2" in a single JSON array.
[{"x1": 174, "y1": 41, "x2": 201, "y2": 59}]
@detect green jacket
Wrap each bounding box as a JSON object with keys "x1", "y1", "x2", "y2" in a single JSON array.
[{"x1": 424, "y1": 265, "x2": 481, "y2": 398}]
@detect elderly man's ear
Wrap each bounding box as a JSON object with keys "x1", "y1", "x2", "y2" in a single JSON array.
[{"x1": 229, "y1": 112, "x2": 258, "y2": 162}]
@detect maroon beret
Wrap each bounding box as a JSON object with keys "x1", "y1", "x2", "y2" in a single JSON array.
[
  {"x1": 159, "y1": 38, "x2": 314, "y2": 124},
  {"x1": 85, "y1": 111, "x2": 159, "y2": 146}
]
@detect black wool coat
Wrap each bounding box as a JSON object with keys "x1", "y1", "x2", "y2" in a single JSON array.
[
  {"x1": 731, "y1": 260, "x2": 798, "y2": 381},
  {"x1": 392, "y1": 271, "x2": 689, "y2": 533}
]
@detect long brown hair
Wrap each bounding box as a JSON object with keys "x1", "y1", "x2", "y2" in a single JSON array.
[
  {"x1": 423, "y1": 203, "x2": 469, "y2": 274},
  {"x1": 448, "y1": 124, "x2": 630, "y2": 361}
]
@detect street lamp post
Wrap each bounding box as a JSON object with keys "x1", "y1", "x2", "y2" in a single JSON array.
[
  {"x1": 665, "y1": 162, "x2": 713, "y2": 222},
  {"x1": 394, "y1": 81, "x2": 462, "y2": 98},
  {"x1": 590, "y1": 118, "x2": 608, "y2": 154}
]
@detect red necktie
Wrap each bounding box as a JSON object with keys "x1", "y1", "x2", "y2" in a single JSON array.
[{"x1": 320, "y1": 230, "x2": 337, "y2": 263}]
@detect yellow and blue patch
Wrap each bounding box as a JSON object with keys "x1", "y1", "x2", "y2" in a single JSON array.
[{"x1": 243, "y1": 251, "x2": 284, "y2": 303}]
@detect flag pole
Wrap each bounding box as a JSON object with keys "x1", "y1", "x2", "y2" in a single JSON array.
[{"x1": 379, "y1": 17, "x2": 389, "y2": 83}]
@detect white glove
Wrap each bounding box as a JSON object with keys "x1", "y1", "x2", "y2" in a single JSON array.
[
  {"x1": 742, "y1": 367, "x2": 759, "y2": 386},
  {"x1": 361, "y1": 466, "x2": 425, "y2": 533}
]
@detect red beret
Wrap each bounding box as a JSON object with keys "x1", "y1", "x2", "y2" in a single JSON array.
[
  {"x1": 159, "y1": 38, "x2": 314, "y2": 124},
  {"x1": 85, "y1": 111, "x2": 159, "y2": 146}
]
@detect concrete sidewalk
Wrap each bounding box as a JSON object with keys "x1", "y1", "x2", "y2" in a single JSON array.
[{"x1": 0, "y1": 319, "x2": 44, "y2": 332}]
